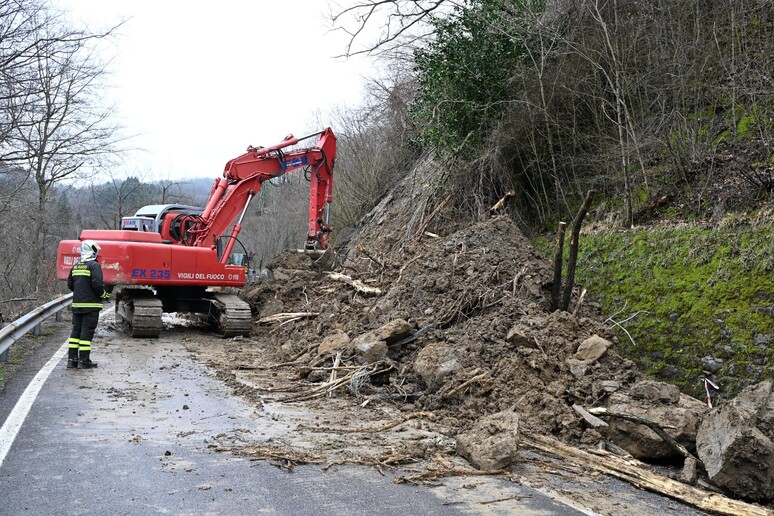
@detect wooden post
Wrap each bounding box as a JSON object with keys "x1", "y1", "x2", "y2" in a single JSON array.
[{"x1": 550, "y1": 222, "x2": 567, "y2": 311}]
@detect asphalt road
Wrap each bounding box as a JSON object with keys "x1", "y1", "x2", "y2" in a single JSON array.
[{"x1": 0, "y1": 312, "x2": 590, "y2": 516}]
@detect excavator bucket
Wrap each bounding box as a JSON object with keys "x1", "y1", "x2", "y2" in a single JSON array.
[{"x1": 305, "y1": 247, "x2": 336, "y2": 271}]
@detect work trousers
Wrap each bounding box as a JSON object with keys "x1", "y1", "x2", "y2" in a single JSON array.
[{"x1": 69, "y1": 310, "x2": 100, "y2": 352}]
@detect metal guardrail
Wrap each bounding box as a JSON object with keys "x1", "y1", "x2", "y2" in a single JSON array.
[{"x1": 0, "y1": 293, "x2": 73, "y2": 361}]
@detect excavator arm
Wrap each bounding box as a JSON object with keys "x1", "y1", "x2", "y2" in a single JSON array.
[{"x1": 180, "y1": 128, "x2": 336, "y2": 262}]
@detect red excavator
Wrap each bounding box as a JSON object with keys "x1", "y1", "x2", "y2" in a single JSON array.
[{"x1": 56, "y1": 128, "x2": 336, "y2": 337}]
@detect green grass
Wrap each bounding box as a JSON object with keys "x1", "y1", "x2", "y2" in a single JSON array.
[
  {"x1": 534, "y1": 221, "x2": 774, "y2": 400},
  {"x1": 0, "y1": 324, "x2": 65, "y2": 389}
]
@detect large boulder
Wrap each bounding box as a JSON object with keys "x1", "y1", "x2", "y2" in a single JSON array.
[
  {"x1": 606, "y1": 380, "x2": 708, "y2": 460},
  {"x1": 456, "y1": 409, "x2": 520, "y2": 470},
  {"x1": 696, "y1": 380, "x2": 774, "y2": 501}
]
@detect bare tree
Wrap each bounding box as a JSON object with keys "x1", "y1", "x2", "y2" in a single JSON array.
[
  {"x1": 3, "y1": 17, "x2": 123, "y2": 294},
  {"x1": 89, "y1": 173, "x2": 152, "y2": 229},
  {"x1": 331, "y1": 0, "x2": 458, "y2": 55},
  {"x1": 158, "y1": 178, "x2": 190, "y2": 204}
]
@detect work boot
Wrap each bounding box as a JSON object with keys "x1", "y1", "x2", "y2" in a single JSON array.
[
  {"x1": 78, "y1": 351, "x2": 98, "y2": 369},
  {"x1": 67, "y1": 348, "x2": 79, "y2": 369}
]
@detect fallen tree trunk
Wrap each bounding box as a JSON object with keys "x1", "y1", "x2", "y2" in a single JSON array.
[{"x1": 522, "y1": 433, "x2": 772, "y2": 516}]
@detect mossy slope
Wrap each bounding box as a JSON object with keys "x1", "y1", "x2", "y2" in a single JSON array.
[{"x1": 537, "y1": 221, "x2": 773, "y2": 401}]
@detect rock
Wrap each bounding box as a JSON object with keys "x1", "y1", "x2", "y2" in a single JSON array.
[
  {"x1": 601, "y1": 380, "x2": 620, "y2": 393},
  {"x1": 318, "y1": 331, "x2": 352, "y2": 355},
  {"x1": 573, "y1": 335, "x2": 612, "y2": 363},
  {"x1": 258, "y1": 299, "x2": 284, "y2": 319},
  {"x1": 606, "y1": 387, "x2": 708, "y2": 461},
  {"x1": 306, "y1": 369, "x2": 328, "y2": 382},
  {"x1": 754, "y1": 333, "x2": 772, "y2": 347},
  {"x1": 661, "y1": 364, "x2": 680, "y2": 378},
  {"x1": 505, "y1": 326, "x2": 537, "y2": 349},
  {"x1": 456, "y1": 409, "x2": 520, "y2": 470},
  {"x1": 680, "y1": 456, "x2": 698, "y2": 485},
  {"x1": 272, "y1": 268, "x2": 291, "y2": 281},
  {"x1": 630, "y1": 379, "x2": 680, "y2": 404},
  {"x1": 699, "y1": 355, "x2": 724, "y2": 372},
  {"x1": 354, "y1": 340, "x2": 388, "y2": 364},
  {"x1": 352, "y1": 319, "x2": 412, "y2": 347},
  {"x1": 566, "y1": 358, "x2": 591, "y2": 378},
  {"x1": 696, "y1": 380, "x2": 774, "y2": 501},
  {"x1": 414, "y1": 343, "x2": 460, "y2": 391}
]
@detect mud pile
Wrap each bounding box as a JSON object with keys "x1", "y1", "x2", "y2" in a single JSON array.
[
  {"x1": 199, "y1": 157, "x2": 774, "y2": 512},
  {"x1": 242, "y1": 213, "x2": 643, "y2": 441}
]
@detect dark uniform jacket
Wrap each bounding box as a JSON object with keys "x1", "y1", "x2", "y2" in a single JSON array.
[{"x1": 67, "y1": 260, "x2": 108, "y2": 313}]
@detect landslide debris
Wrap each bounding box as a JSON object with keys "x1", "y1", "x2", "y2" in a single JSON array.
[
  {"x1": 204, "y1": 165, "x2": 772, "y2": 510},
  {"x1": 243, "y1": 215, "x2": 644, "y2": 439}
]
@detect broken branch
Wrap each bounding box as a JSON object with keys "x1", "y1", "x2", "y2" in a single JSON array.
[
  {"x1": 572, "y1": 404, "x2": 609, "y2": 429},
  {"x1": 325, "y1": 272, "x2": 382, "y2": 296},
  {"x1": 489, "y1": 190, "x2": 516, "y2": 214},
  {"x1": 550, "y1": 221, "x2": 567, "y2": 311},
  {"x1": 303, "y1": 411, "x2": 436, "y2": 433},
  {"x1": 258, "y1": 312, "x2": 319, "y2": 324},
  {"x1": 355, "y1": 245, "x2": 385, "y2": 269},
  {"x1": 561, "y1": 190, "x2": 595, "y2": 311},
  {"x1": 445, "y1": 371, "x2": 488, "y2": 398}
]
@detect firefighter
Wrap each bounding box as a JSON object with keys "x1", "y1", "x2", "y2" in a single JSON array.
[{"x1": 67, "y1": 239, "x2": 110, "y2": 369}]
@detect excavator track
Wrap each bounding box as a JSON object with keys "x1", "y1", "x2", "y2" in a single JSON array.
[
  {"x1": 115, "y1": 289, "x2": 163, "y2": 338},
  {"x1": 209, "y1": 293, "x2": 252, "y2": 337}
]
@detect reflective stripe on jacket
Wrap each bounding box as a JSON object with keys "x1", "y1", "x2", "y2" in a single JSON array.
[{"x1": 67, "y1": 260, "x2": 107, "y2": 312}]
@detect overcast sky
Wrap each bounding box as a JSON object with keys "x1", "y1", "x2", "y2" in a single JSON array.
[{"x1": 54, "y1": 0, "x2": 374, "y2": 182}]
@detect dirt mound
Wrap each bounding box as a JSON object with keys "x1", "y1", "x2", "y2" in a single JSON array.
[
  {"x1": 193, "y1": 161, "x2": 773, "y2": 511},
  {"x1": 241, "y1": 214, "x2": 643, "y2": 441}
]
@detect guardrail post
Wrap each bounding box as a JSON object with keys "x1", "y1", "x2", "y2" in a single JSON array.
[
  {"x1": 0, "y1": 323, "x2": 7, "y2": 363},
  {"x1": 55, "y1": 310, "x2": 63, "y2": 322},
  {"x1": 33, "y1": 323, "x2": 42, "y2": 337}
]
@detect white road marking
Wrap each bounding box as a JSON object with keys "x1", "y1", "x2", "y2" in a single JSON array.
[
  {"x1": 0, "y1": 309, "x2": 110, "y2": 467},
  {"x1": 0, "y1": 343, "x2": 66, "y2": 467}
]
